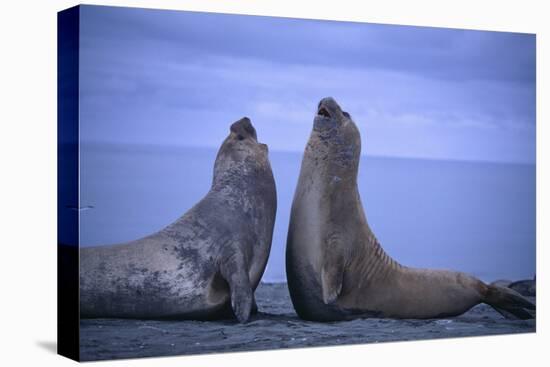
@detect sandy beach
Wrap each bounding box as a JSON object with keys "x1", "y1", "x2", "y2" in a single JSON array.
[{"x1": 80, "y1": 282, "x2": 535, "y2": 361}]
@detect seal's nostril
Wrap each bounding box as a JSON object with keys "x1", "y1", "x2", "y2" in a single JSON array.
[{"x1": 237, "y1": 134, "x2": 245, "y2": 141}]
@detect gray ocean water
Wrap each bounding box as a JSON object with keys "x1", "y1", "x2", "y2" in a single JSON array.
[{"x1": 78, "y1": 143, "x2": 535, "y2": 283}]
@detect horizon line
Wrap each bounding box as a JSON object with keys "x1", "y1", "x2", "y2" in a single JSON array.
[{"x1": 77, "y1": 140, "x2": 536, "y2": 166}]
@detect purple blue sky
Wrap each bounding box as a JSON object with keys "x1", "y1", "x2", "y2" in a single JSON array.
[{"x1": 79, "y1": 5, "x2": 536, "y2": 163}]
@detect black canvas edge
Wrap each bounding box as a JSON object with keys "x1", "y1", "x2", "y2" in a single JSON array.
[{"x1": 57, "y1": 5, "x2": 81, "y2": 362}]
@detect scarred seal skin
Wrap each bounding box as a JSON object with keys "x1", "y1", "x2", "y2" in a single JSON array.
[
  {"x1": 286, "y1": 97, "x2": 535, "y2": 321},
  {"x1": 80, "y1": 117, "x2": 277, "y2": 323}
]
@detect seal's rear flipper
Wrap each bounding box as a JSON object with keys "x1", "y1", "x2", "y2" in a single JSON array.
[
  {"x1": 220, "y1": 252, "x2": 253, "y2": 323},
  {"x1": 492, "y1": 306, "x2": 534, "y2": 320},
  {"x1": 484, "y1": 285, "x2": 536, "y2": 320}
]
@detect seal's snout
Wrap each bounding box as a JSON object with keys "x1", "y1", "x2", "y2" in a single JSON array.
[
  {"x1": 230, "y1": 116, "x2": 257, "y2": 141},
  {"x1": 237, "y1": 116, "x2": 251, "y2": 124},
  {"x1": 314, "y1": 97, "x2": 346, "y2": 131},
  {"x1": 317, "y1": 97, "x2": 348, "y2": 123},
  {"x1": 317, "y1": 97, "x2": 341, "y2": 118}
]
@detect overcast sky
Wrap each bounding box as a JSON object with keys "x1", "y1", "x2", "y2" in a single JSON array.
[{"x1": 79, "y1": 5, "x2": 536, "y2": 163}]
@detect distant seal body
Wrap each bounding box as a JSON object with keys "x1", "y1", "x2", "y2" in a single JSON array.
[
  {"x1": 286, "y1": 97, "x2": 535, "y2": 321},
  {"x1": 508, "y1": 278, "x2": 536, "y2": 297},
  {"x1": 80, "y1": 117, "x2": 277, "y2": 323},
  {"x1": 490, "y1": 277, "x2": 536, "y2": 297}
]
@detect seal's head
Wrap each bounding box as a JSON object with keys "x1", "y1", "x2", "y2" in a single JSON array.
[
  {"x1": 222, "y1": 116, "x2": 268, "y2": 158},
  {"x1": 310, "y1": 97, "x2": 361, "y2": 172},
  {"x1": 230, "y1": 116, "x2": 258, "y2": 142},
  {"x1": 213, "y1": 117, "x2": 271, "y2": 185},
  {"x1": 314, "y1": 97, "x2": 352, "y2": 132}
]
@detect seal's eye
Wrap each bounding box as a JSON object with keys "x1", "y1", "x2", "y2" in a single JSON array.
[
  {"x1": 343, "y1": 111, "x2": 350, "y2": 118},
  {"x1": 237, "y1": 134, "x2": 245, "y2": 141}
]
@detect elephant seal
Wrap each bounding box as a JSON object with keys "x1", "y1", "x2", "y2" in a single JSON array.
[
  {"x1": 509, "y1": 277, "x2": 536, "y2": 297},
  {"x1": 80, "y1": 117, "x2": 277, "y2": 323},
  {"x1": 286, "y1": 97, "x2": 535, "y2": 321}
]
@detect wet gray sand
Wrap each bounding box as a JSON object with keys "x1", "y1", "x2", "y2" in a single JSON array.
[{"x1": 80, "y1": 282, "x2": 536, "y2": 361}]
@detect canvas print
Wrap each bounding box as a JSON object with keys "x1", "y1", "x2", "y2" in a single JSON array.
[{"x1": 57, "y1": 5, "x2": 536, "y2": 362}]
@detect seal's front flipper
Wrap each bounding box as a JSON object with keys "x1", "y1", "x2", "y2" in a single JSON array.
[
  {"x1": 231, "y1": 283, "x2": 253, "y2": 323},
  {"x1": 220, "y1": 253, "x2": 253, "y2": 323},
  {"x1": 321, "y1": 255, "x2": 345, "y2": 305}
]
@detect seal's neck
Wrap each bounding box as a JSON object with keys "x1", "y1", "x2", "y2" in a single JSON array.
[
  {"x1": 211, "y1": 155, "x2": 272, "y2": 198},
  {"x1": 304, "y1": 131, "x2": 360, "y2": 193},
  {"x1": 302, "y1": 129, "x2": 380, "y2": 240}
]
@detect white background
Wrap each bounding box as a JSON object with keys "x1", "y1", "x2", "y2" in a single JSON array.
[{"x1": 0, "y1": 0, "x2": 547, "y2": 366}]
